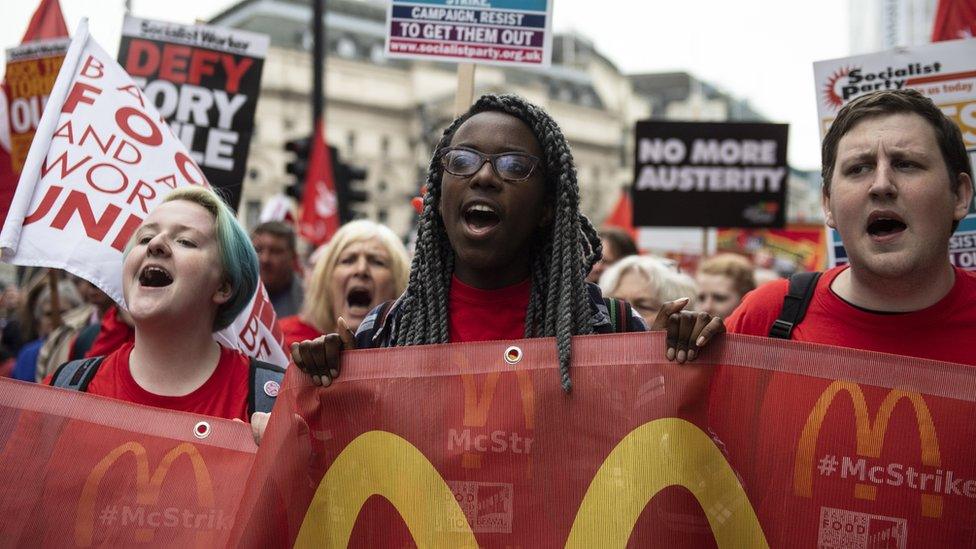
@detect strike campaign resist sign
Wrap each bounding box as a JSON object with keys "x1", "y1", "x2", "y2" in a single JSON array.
[
  {"x1": 633, "y1": 121, "x2": 789, "y2": 228},
  {"x1": 384, "y1": 0, "x2": 553, "y2": 67},
  {"x1": 815, "y1": 39, "x2": 976, "y2": 269},
  {"x1": 4, "y1": 38, "x2": 69, "y2": 173},
  {"x1": 117, "y1": 16, "x2": 269, "y2": 210}
]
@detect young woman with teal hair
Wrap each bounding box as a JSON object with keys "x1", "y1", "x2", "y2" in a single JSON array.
[{"x1": 48, "y1": 186, "x2": 282, "y2": 423}]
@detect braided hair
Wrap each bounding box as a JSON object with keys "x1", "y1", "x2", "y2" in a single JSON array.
[{"x1": 394, "y1": 94, "x2": 602, "y2": 392}]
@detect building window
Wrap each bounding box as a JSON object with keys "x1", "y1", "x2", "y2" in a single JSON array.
[
  {"x1": 380, "y1": 136, "x2": 390, "y2": 154},
  {"x1": 283, "y1": 118, "x2": 294, "y2": 131},
  {"x1": 377, "y1": 208, "x2": 388, "y2": 223},
  {"x1": 371, "y1": 43, "x2": 386, "y2": 64},
  {"x1": 248, "y1": 168, "x2": 260, "y2": 181},
  {"x1": 245, "y1": 200, "x2": 261, "y2": 231},
  {"x1": 377, "y1": 180, "x2": 388, "y2": 193},
  {"x1": 337, "y1": 37, "x2": 357, "y2": 59},
  {"x1": 347, "y1": 131, "x2": 356, "y2": 152}
]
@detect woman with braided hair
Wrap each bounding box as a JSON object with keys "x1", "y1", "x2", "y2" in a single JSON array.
[{"x1": 292, "y1": 94, "x2": 724, "y2": 391}]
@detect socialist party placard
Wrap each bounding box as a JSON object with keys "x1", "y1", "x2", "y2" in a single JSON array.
[
  {"x1": 815, "y1": 38, "x2": 976, "y2": 269},
  {"x1": 117, "y1": 16, "x2": 269, "y2": 210},
  {"x1": 632, "y1": 121, "x2": 789, "y2": 228},
  {"x1": 385, "y1": 0, "x2": 553, "y2": 67}
]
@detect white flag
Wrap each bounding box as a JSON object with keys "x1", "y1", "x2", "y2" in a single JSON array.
[{"x1": 0, "y1": 19, "x2": 288, "y2": 367}]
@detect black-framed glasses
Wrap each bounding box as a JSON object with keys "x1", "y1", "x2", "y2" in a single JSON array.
[{"x1": 440, "y1": 147, "x2": 542, "y2": 181}]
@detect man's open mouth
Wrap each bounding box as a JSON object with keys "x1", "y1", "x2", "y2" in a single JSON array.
[
  {"x1": 462, "y1": 203, "x2": 501, "y2": 233},
  {"x1": 139, "y1": 265, "x2": 173, "y2": 288},
  {"x1": 346, "y1": 286, "x2": 374, "y2": 313},
  {"x1": 867, "y1": 213, "x2": 907, "y2": 238}
]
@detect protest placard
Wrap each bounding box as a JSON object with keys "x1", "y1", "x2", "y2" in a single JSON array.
[
  {"x1": 0, "y1": 19, "x2": 286, "y2": 367},
  {"x1": 632, "y1": 121, "x2": 789, "y2": 228},
  {"x1": 118, "y1": 15, "x2": 269, "y2": 211},
  {"x1": 384, "y1": 0, "x2": 553, "y2": 67},
  {"x1": 4, "y1": 38, "x2": 69, "y2": 173},
  {"x1": 815, "y1": 38, "x2": 976, "y2": 268}
]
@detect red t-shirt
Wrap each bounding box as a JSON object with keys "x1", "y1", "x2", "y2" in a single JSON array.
[
  {"x1": 279, "y1": 315, "x2": 324, "y2": 352},
  {"x1": 81, "y1": 342, "x2": 251, "y2": 421},
  {"x1": 726, "y1": 265, "x2": 976, "y2": 364},
  {"x1": 449, "y1": 276, "x2": 530, "y2": 342}
]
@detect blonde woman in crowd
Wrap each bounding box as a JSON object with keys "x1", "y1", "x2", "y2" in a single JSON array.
[
  {"x1": 598, "y1": 255, "x2": 698, "y2": 327},
  {"x1": 278, "y1": 220, "x2": 410, "y2": 350}
]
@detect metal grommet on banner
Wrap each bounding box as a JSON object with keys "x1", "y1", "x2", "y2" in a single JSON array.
[
  {"x1": 504, "y1": 346, "x2": 522, "y2": 365},
  {"x1": 193, "y1": 421, "x2": 211, "y2": 439}
]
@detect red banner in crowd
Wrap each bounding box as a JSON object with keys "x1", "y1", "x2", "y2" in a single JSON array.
[
  {"x1": 232, "y1": 334, "x2": 976, "y2": 547},
  {"x1": 4, "y1": 335, "x2": 976, "y2": 546},
  {"x1": 717, "y1": 224, "x2": 827, "y2": 272},
  {"x1": 932, "y1": 0, "x2": 976, "y2": 41},
  {"x1": 0, "y1": 378, "x2": 257, "y2": 547}
]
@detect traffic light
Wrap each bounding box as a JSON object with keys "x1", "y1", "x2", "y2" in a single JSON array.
[
  {"x1": 330, "y1": 145, "x2": 369, "y2": 224},
  {"x1": 283, "y1": 136, "x2": 312, "y2": 199}
]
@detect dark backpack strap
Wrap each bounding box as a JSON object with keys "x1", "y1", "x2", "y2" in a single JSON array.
[
  {"x1": 768, "y1": 272, "x2": 823, "y2": 339},
  {"x1": 248, "y1": 358, "x2": 286, "y2": 416},
  {"x1": 603, "y1": 297, "x2": 619, "y2": 333},
  {"x1": 602, "y1": 297, "x2": 634, "y2": 334},
  {"x1": 49, "y1": 356, "x2": 105, "y2": 391}
]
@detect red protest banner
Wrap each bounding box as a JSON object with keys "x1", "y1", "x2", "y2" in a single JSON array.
[
  {"x1": 0, "y1": 378, "x2": 256, "y2": 546},
  {"x1": 716, "y1": 224, "x2": 827, "y2": 272},
  {"x1": 4, "y1": 334, "x2": 975, "y2": 546},
  {"x1": 231, "y1": 333, "x2": 976, "y2": 547},
  {"x1": 932, "y1": 0, "x2": 976, "y2": 41}
]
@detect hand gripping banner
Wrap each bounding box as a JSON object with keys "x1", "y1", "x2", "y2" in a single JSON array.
[{"x1": 0, "y1": 378, "x2": 256, "y2": 547}]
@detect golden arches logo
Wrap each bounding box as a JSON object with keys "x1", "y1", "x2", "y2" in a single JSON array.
[
  {"x1": 294, "y1": 431, "x2": 478, "y2": 548},
  {"x1": 794, "y1": 381, "x2": 942, "y2": 517},
  {"x1": 295, "y1": 421, "x2": 767, "y2": 547},
  {"x1": 75, "y1": 442, "x2": 215, "y2": 547}
]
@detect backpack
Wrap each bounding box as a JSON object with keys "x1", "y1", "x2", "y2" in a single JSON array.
[
  {"x1": 768, "y1": 271, "x2": 823, "y2": 339},
  {"x1": 49, "y1": 355, "x2": 285, "y2": 416}
]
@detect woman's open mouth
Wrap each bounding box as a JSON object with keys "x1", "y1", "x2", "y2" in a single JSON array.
[
  {"x1": 138, "y1": 265, "x2": 173, "y2": 288},
  {"x1": 345, "y1": 286, "x2": 374, "y2": 315},
  {"x1": 462, "y1": 203, "x2": 501, "y2": 236}
]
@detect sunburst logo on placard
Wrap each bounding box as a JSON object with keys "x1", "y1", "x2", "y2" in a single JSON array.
[{"x1": 823, "y1": 67, "x2": 855, "y2": 110}]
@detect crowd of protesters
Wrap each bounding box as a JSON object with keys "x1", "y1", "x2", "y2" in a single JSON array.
[{"x1": 0, "y1": 89, "x2": 969, "y2": 446}]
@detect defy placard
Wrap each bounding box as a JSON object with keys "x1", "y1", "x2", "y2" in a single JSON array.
[
  {"x1": 815, "y1": 39, "x2": 976, "y2": 268},
  {"x1": 4, "y1": 38, "x2": 69, "y2": 173},
  {"x1": 633, "y1": 121, "x2": 789, "y2": 228},
  {"x1": 384, "y1": 0, "x2": 553, "y2": 67},
  {"x1": 117, "y1": 16, "x2": 268, "y2": 210}
]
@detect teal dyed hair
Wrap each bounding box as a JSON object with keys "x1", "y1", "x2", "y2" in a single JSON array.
[{"x1": 160, "y1": 186, "x2": 259, "y2": 331}]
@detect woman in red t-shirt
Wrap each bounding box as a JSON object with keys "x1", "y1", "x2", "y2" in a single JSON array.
[
  {"x1": 49, "y1": 186, "x2": 263, "y2": 422},
  {"x1": 279, "y1": 220, "x2": 409, "y2": 350},
  {"x1": 290, "y1": 94, "x2": 725, "y2": 391}
]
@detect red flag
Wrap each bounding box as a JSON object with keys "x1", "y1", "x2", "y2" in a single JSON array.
[
  {"x1": 20, "y1": 0, "x2": 69, "y2": 41},
  {"x1": 298, "y1": 118, "x2": 340, "y2": 246},
  {"x1": 603, "y1": 188, "x2": 636, "y2": 238},
  {"x1": 932, "y1": 0, "x2": 976, "y2": 41},
  {"x1": 0, "y1": 0, "x2": 69, "y2": 229}
]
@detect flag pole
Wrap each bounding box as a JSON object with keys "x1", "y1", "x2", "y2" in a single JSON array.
[
  {"x1": 454, "y1": 63, "x2": 476, "y2": 116},
  {"x1": 46, "y1": 269, "x2": 62, "y2": 329}
]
